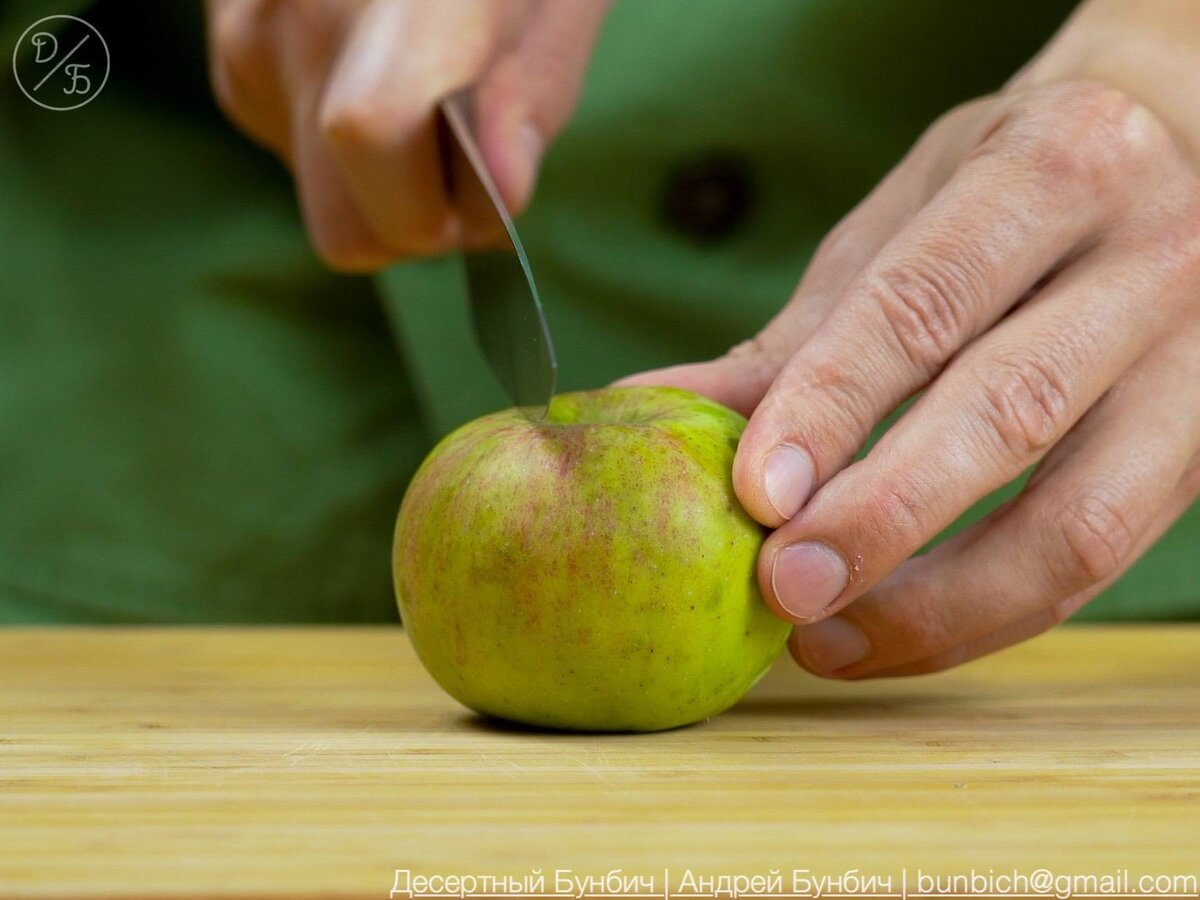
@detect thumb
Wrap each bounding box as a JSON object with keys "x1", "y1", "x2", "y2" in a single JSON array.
[{"x1": 476, "y1": 0, "x2": 611, "y2": 213}]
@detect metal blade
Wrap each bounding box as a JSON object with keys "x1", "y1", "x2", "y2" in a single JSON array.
[{"x1": 439, "y1": 90, "x2": 557, "y2": 418}]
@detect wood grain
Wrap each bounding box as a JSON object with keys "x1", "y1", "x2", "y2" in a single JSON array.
[{"x1": 1, "y1": 625, "x2": 1198, "y2": 898}]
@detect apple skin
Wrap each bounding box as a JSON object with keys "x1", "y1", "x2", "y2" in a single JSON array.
[{"x1": 392, "y1": 386, "x2": 791, "y2": 732}]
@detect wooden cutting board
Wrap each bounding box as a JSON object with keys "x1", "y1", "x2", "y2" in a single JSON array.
[{"x1": 1, "y1": 625, "x2": 1198, "y2": 899}]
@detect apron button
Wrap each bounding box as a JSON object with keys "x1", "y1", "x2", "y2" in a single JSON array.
[{"x1": 661, "y1": 154, "x2": 754, "y2": 242}]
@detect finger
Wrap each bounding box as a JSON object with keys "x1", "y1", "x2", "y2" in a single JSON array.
[
  {"x1": 763, "y1": 213, "x2": 1195, "y2": 624},
  {"x1": 476, "y1": 0, "x2": 612, "y2": 212},
  {"x1": 272, "y1": 4, "x2": 396, "y2": 271},
  {"x1": 613, "y1": 99, "x2": 994, "y2": 414},
  {"x1": 206, "y1": 0, "x2": 292, "y2": 160},
  {"x1": 830, "y1": 589, "x2": 1095, "y2": 679},
  {"x1": 801, "y1": 471, "x2": 1200, "y2": 680},
  {"x1": 736, "y1": 83, "x2": 1162, "y2": 528},
  {"x1": 289, "y1": 78, "x2": 396, "y2": 271},
  {"x1": 788, "y1": 323, "x2": 1200, "y2": 677},
  {"x1": 316, "y1": 0, "x2": 524, "y2": 258}
]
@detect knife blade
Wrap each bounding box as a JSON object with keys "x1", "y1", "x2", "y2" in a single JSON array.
[{"x1": 439, "y1": 90, "x2": 558, "y2": 418}]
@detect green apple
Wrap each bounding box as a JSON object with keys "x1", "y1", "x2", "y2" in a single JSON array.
[{"x1": 392, "y1": 385, "x2": 791, "y2": 732}]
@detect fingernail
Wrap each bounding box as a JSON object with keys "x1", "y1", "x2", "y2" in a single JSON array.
[
  {"x1": 770, "y1": 541, "x2": 850, "y2": 621},
  {"x1": 762, "y1": 444, "x2": 814, "y2": 520},
  {"x1": 797, "y1": 616, "x2": 870, "y2": 674}
]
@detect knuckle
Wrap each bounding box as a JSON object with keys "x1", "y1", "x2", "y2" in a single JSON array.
[
  {"x1": 726, "y1": 332, "x2": 784, "y2": 371},
  {"x1": 1058, "y1": 489, "x2": 1137, "y2": 588},
  {"x1": 319, "y1": 94, "x2": 417, "y2": 156},
  {"x1": 761, "y1": 304, "x2": 891, "y2": 449},
  {"x1": 973, "y1": 354, "x2": 1072, "y2": 461},
  {"x1": 1023, "y1": 80, "x2": 1169, "y2": 192},
  {"x1": 781, "y1": 354, "x2": 881, "y2": 447},
  {"x1": 309, "y1": 228, "x2": 393, "y2": 273},
  {"x1": 209, "y1": 65, "x2": 236, "y2": 117},
  {"x1": 208, "y1": 25, "x2": 246, "y2": 110},
  {"x1": 864, "y1": 473, "x2": 930, "y2": 550},
  {"x1": 207, "y1": 1, "x2": 287, "y2": 134},
  {"x1": 1026, "y1": 127, "x2": 1098, "y2": 192},
  {"x1": 862, "y1": 253, "x2": 978, "y2": 377},
  {"x1": 319, "y1": 99, "x2": 381, "y2": 151},
  {"x1": 860, "y1": 601, "x2": 974, "y2": 673},
  {"x1": 209, "y1": 1, "x2": 271, "y2": 82},
  {"x1": 910, "y1": 607, "x2": 970, "y2": 664},
  {"x1": 719, "y1": 335, "x2": 790, "y2": 404},
  {"x1": 208, "y1": 1, "x2": 245, "y2": 54}
]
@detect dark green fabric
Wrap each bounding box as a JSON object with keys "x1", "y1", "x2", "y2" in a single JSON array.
[
  {"x1": 0, "y1": 2, "x2": 421, "y2": 622},
  {"x1": 1, "y1": 0, "x2": 1195, "y2": 623}
]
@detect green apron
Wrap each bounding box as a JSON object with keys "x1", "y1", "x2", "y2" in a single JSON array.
[{"x1": 1, "y1": 0, "x2": 1194, "y2": 624}]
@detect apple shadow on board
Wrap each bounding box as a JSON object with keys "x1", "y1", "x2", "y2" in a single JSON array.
[{"x1": 456, "y1": 690, "x2": 967, "y2": 738}]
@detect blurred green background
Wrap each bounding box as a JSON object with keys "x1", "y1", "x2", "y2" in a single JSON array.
[{"x1": 1, "y1": 0, "x2": 1194, "y2": 624}]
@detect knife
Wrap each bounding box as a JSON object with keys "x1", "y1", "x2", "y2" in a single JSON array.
[{"x1": 439, "y1": 89, "x2": 558, "y2": 418}]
